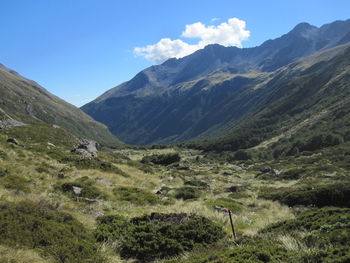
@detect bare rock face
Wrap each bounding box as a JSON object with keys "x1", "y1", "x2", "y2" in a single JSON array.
[
  {"x1": 71, "y1": 139, "x2": 98, "y2": 158},
  {"x1": 0, "y1": 119, "x2": 25, "y2": 129}
]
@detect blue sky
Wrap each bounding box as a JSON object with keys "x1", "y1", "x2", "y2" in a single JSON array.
[{"x1": 1, "y1": 0, "x2": 349, "y2": 106}]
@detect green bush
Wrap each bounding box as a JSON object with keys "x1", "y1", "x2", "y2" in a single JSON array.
[
  {"x1": 0, "y1": 149, "x2": 8, "y2": 160},
  {"x1": 141, "y1": 153, "x2": 181, "y2": 165},
  {"x1": 173, "y1": 186, "x2": 201, "y2": 200},
  {"x1": 0, "y1": 173, "x2": 31, "y2": 193},
  {"x1": 232, "y1": 150, "x2": 252, "y2": 161},
  {"x1": 0, "y1": 201, "x2": 104, "y2": 263},
  {"x1": 175, "y1": 237, "x2": 294, "y2": 263},
  {"x1": 259, "y1": 182, "x2": 350, "y2": 207},
  {"x1": 94, "y1": 215, "x2": 129, "y2": 242},
  {"x1": 60, "y1": 176, "x2": 106, "y2": 200},
  {"x1": 262, "y1": 207, "x2": 350, "y2": 263},
  {"x1": 96, "y1": 213, "x2": 225, "y2": 261},
  {"x1": 113, "y1": 186, "x2": 159, "y2": 205}
]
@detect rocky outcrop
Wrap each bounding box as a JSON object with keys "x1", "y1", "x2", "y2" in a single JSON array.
[
  {"x1": 71, "y1": 139, "x2": 98, "y2": 158},
  {"x1": 0, "y1": 119, "x2": 25, "y2": 129}
]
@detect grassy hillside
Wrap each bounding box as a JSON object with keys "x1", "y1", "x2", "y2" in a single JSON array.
[
  {"x1": 0, "y1": 123, "x2": 349, "y2": 262},
  {"x1": 0, "y1": 64, "x2": 121, "y2": 146}
]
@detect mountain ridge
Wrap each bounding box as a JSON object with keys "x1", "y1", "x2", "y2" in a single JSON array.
[
  {"x1": 82, "y1": 19, "x2": 350, "y2": 146},
  {"x1": 0, "y1": 64, "x2": 121, "y2": 146}
]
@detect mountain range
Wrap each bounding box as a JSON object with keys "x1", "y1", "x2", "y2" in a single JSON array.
[{"x1": 82, "y1": 19, "x2": 350, "y2": 147}]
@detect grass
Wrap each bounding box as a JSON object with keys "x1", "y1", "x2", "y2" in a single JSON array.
[{"x1": 0, "y1": 124, "x2": 348, "y2": 262}]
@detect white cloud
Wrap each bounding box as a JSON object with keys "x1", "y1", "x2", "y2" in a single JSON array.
[
  {"x1": 211, "y1": 17, "x2": 220, "y2": 22},
  {"x1": 134, "y1": 18, "x2": 250, "y2": 64}
]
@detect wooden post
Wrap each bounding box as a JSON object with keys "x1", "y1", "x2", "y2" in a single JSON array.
[{"x1": 227, "y1": 208, "x2": 236, "y2": 240}]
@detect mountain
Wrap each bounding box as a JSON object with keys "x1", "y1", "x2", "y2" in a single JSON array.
[
  {"x1": 0, "y1": 64, "x2": 121, "y2": 146},
  {"x1": 82, "y1": 19, "x2": 350, "y2": 145}
]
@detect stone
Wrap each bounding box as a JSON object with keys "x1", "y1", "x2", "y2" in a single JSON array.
[
  {"x1": 72, "y1": 186, "x2": 82, "y2": 195},
  {"x1": 47, "y1": 142, "x2": 56, "y2": 147},
  {"x1": 222, "y1": 171, "x2": 233, "y2": 176},
  {"x1": 90, "y1": 210, "x2": 104, "y2": 217},
  {"x1": 71, "y1": 139, "x2": 98, "y2": 158},
  {"x1": 0, "y1": 119, "x2": 25, "y2": 129},
  {"x1": 6, "y1": 138, "x2": 19, "y2": 145},
  {"x1": 260, "y1": 166, "x2": 271, "y2": 173}
]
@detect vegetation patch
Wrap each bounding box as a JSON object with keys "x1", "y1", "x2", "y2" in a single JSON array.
[
  {"x1": 0, "y1": 201, "x2": 104, "y2": 263},
  {"x1": 60, "y1": 176, "x2": 107, "y2": 200},
  {"x1": 173, "y1": 186, "x2": 201, "y2": 200},
  {"x1": 0, "y1": 172, "x2": 31, "y2": 193},
  {"x1": 205, "y1": 198, "x2": 244, "y2": 213},
  {"x1": 262, "y1": 207, "x2": 350, "y2": 262},
  {"x1": 259, "y1": 181, "x2": 350, "y2": 207},
  {"x1": 61, "y1": 156, "x2": 128, "y2": 176},
  {"x1": 95, "y1": 212, "x2": 225, "y2": 261},
  {"x1": 184, "y1": 179, "x2": 209, "y2": 189},
  {"x1": 141, "y1": 153, "x2": 181, "y2": 165},
  {"x1": 113, "y1": 186, "x2": 159, "y2": 205}
]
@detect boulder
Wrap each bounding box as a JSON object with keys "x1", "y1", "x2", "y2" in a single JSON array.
[
  {"x1": 6, "y1": 138, "x2": 19, "y2": 145},
  {"x1": 260, "y1": 166, "x2": 271, "y2": 173},
  {"x1": 72, "y1": 186, "x2": 83, "y2": 195},
  {"x1": 0, "y1": 119, "x2": 25, "y2": 129},
  {"x1": 71, "y1": 139, "x2": 98, "y2": 158}
]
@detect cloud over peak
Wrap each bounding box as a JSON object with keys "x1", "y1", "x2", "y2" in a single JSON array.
[{"x1": 134, "y1": 18, "x2": 250, "y2": 64}]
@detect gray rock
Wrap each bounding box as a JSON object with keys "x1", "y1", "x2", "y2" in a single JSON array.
[
  {"x1": 260, "y1": 166, "x2": 271, "y2": 173},
  {"x1": 6, "y1": 138, "x2": 19, "y2": 145},
  {"x1": 90, "y1": 210, "x2": 104, "y2": 217},
  {"x1": 0, "y1": 119, "x2": 25, "y2": 129},
  {"x1": 272, "y1": 169, "x2": 281, "y2": 175},
  {"x1": 72, "y1": 139, "x2": 98, "y2": 158},
  {"x1": 222, "y1": 171, "x2": 233, "y2": 176},
  {"x1": 47, "y1": 142, "x2": 56, "y2": 147},
  {"x1": 72, "y1": 186, "x2": 82, "y2": 195},
  {"x1": 57, "y1": 173, "x2": 68, "y2": 179}
]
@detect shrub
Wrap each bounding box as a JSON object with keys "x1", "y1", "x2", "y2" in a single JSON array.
[
  {"x1": 262, "y1": 207, "x2": 350, "y2": 263},
  {"x1": 259, "y1": 182, "x2": 350, "y2": 207},
  {"x1": 232, "y1": 150, "x2": 251, "y2": 161},
  {"x1": 113, "y1": 186, "x2": 159, "y2": 205},
  {"x1": 173, "y1": 186, "x2": 201, "y2": 200},
  {"x1": 96, "y1": 212, "x2": 225, "y2": 261},
  {"x1": 0, "y1": 201, "x2": 104, "y2": 263},
  {"x1": 0, "y1": 173, "x2": 31, "y2": 193},
  {"x1": 141, "y1": 153, "x2": 181, "y2": 165},
  {"x1": 60, "y1": 176, "x2": 106, "y2": 200},
  {"x1": 94, "y1": 215, "x2": 129, "y2": 242}
]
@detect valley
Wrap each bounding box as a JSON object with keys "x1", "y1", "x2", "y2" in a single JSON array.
[
  {"x1": 0, "y1": 17, "x2": 350, "y2": 263},
  {"x1": 0, "y1": 124, "x2": 349, "y2": 262}
]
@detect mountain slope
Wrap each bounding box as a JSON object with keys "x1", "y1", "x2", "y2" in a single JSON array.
[
  {"x1": 0, "y1": 64, "x2": 121, "y2": 146},
  {"x1": 82, "y1": 19, "x2": 350, "y2": 145},
  {"x1": 191, "y1": 43, "x2": 350, "y2": 152}
]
